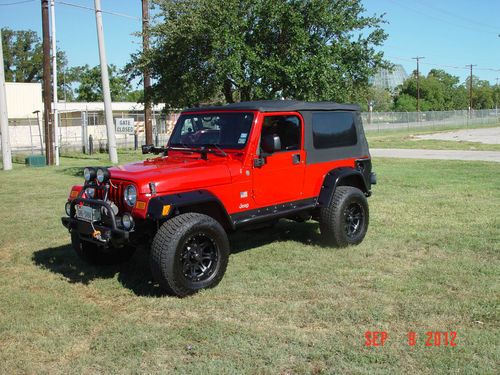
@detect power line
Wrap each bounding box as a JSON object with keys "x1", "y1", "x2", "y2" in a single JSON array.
[
  {"x1": 418, "y1": 0, "x2": 498, "y2": 32},
  {"x1": 56, "y1": 0, "x2": 142, "y2": 21},
  {"x1": 387, "y1": 55, "x2": 500, "y2": 74},
  {"x1": 0, "y1": 0, "x2": 34, "y2": 6},
  {"x1": 386, "y1": 0, "x2": 499, "y2": 36}
]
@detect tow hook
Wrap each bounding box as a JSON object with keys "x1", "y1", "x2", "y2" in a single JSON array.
[{"x1": 92, "y1": 230, "x2": 106, "y2": 242}]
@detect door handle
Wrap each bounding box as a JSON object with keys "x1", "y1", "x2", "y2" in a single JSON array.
[{"x1": 292, "y1": 154, "x2": 300, "y2": 164}]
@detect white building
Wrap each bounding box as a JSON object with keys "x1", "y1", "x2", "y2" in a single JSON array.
[{"x1": 5, "y1": 82, "x2": 175, "y2": 153}]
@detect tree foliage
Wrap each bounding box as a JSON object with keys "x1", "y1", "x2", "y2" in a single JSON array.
[
  {"x1": 132, "y1": 0, "x2": 389, "y2": 108},
  {"x1": 66, "y1": 64, "x2": 133, "y2": 102},
  {"x1": 1, "y1": 27, "x2": 69, "y2": 100},
  {"x1": 356, "y1": 85, "x2": 393, "y2": 112},
  {"x1": 393, "y1": 69, "x2": 499, "y2": 111}
]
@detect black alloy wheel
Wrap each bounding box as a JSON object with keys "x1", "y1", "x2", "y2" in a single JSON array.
[
  {"x1": 181, "y1": 233, "x2": 220, "y2": 283},
  {"x1": 344, "y1": 202, "x2": 365, "y2": 239}
]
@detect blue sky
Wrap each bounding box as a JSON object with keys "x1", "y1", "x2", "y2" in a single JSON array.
[{"x1": 1, "y1": 0, "x2": 499, "y2": 87}]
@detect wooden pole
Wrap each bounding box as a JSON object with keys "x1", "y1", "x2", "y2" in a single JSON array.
[{"x1": 42, "y1": 0, "x2": 54, "y2": 165}]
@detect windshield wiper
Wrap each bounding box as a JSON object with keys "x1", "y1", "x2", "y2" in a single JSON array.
[
  {"x1": 201, "y1": 143, "x2": 228, "y2": 157},
  {"x1": 147, "y1": 143, "x2": 228, "y2": 160}
]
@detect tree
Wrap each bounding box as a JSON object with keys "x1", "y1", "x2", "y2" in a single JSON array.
[
  {"x1": 395, "y1": 69, "x2": 470, "y2": 111},
  {"x1": 1, "y1": 27, "x2": 68, "y2": 100},
  {"x1": 465, "y1": 76, "x2": 494, "y2": 110},
  {"x1": 356, "y1": 85, "x2": 393, "y2": 112},
  {"x1": 393, "y1": 93, "x2": 417, "y2": 112},
  {"x1": 493, "y1": 83, "x2": 500, "y2": 110},
  {"x1": 131, "y1": 0, "x2": 388, "y2": 109},
  {"x1": 67, "y1": 64, "x2": 132, "y2": 102}
]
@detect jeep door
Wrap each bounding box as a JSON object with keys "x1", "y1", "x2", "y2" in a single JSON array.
[{"x1": 251, "y1": 113, "x2": 306, "y2": 206}]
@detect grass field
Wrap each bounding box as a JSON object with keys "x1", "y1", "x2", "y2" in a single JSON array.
[
  {"x1": 366, "y1": 124, "x2": 500, "y2": 151},
  {"x1": 0, "y1": 152, "x2": 499, "y2": 374}
]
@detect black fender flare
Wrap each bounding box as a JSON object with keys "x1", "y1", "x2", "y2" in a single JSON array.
[
  {"x1": 146, "y1": 190, "x2": 234, "y2": 229},
  {"x1": 317, "y1": 168, "x2": 369, "y2": 208}
]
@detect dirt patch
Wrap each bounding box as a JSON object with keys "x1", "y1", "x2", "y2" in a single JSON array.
[{"x1": 414, "y1": 127, "x2": 500, "y2": 144}]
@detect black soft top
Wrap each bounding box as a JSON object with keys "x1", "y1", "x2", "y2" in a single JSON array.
[{"x1": 183, "y1": 100, "x2": 360, "y2": 113}]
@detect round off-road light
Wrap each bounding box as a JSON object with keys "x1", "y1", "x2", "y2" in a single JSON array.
[
  {"x1": 121, "y1": 213, "x2": 134, "y2": 230},
  {"x1": 96, "y1": 167, "x2": 110, "y2": 183},
  {"x1": 85, "y1": 187, "x2": 96, "y2": 199},
  {"x1": 83, "y1": 167, "x2": 96, "y2": 182},
  {"x1": 124, "y1": 185, "x2": 137, "y2": 207},
  {"x1": 65, "y1": 201, "x2": 71, "y2": 216}
]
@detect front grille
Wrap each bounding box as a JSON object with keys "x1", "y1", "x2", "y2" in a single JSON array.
[{"x1": 95, "y1": 180, "x2": 127, "y2": 212}]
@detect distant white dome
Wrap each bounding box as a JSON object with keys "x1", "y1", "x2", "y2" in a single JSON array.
[{"x1": 370, "y1": 64, "x2": 408, "y2": 91}]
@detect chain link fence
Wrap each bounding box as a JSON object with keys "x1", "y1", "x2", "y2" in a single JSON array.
[
  {"x1": 4, "y1": 108, "x2": 500, "y2": 155},
  {"x1": 361, "y1": 109, "x2": 499, "y2": 132},
  {"x1": 6, "y1": 110, "x2": 179, "y2": 155}
]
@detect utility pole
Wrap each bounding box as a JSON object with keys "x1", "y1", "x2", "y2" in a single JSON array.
[
  {"x1": 94, "y1": 0, "x2": 118, "y2": 163},
  {"x1": 50, "y1": 0, "x2": 59, "y2": 165},
  {"x1": 0, "y1": 29, "x2": 13, "y2": 171},
  {"x1": 412, "y1": 56, "x2": 425, "y2": 117},
  {"x1": 42, "y1": 0, "x2": 54, "y2": 165},
  {"x1": 495, "y1": 77, "x2": 499, "y2": 117},
  {"x1": 142, "y1": 0, "x2": 153, "y2": 145},
  {"x1": 465, "y1": 64, "x2": 477, "y2": 113}
]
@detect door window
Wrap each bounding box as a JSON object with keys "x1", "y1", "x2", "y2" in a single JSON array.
[{"x1": 261, "y1": 115, "x2": 301, "y2": 152}]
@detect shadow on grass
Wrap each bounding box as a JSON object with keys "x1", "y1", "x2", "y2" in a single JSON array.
[
  {"x1": 32, "y1": 220, "x2": 323, "y2": 296},
  {"x1": 32, "y1": 244, "x2": 165, "y2": 297},
  {"x1": 57, "y1": 167, "x2": 84, "y2": 177},
  {"x1": 230, "y1": 219, "x2": 324, "y2": 254}
]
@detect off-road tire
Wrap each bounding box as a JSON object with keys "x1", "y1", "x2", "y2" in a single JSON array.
[
  {"x1": 151, "y1": 213, "x2": 230, "y2": 297},
  {"x1": 319, "y1": 186, "x2": 369, "y2": 247},
  {"x1": 71, "y1": 231, "x2": 135, "y2": 265}
]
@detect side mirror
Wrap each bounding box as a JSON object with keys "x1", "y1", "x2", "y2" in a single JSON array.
[
  {"x1": 261, "y1": 134, "x2": 281, "y2": 154},
  {"x1": 142, "y1": 144, "x2": 154, "y2": 154}
]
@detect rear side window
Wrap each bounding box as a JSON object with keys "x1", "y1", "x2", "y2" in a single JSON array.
[{"x1": 312, "y1": 112, "x2": 357, "y2": 149}]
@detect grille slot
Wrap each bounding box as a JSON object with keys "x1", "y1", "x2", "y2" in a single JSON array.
[{"x1": 109, "y1": 180, "x2": 125, "y2": 212}]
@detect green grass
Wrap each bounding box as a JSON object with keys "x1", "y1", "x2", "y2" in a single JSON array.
[
  {"x1": 367, "y1": 124, "x2": 500, "y2": 151},
  {"x1": 0, "y1": 155, "x2": 498, "y2": 374}
]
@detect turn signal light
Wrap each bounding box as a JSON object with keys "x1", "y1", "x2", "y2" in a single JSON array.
[{"x1": 162, "y1": 205, "x2": 171, "y2": 216}]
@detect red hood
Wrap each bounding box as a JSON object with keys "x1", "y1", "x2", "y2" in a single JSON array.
[{"x1": 108, "y1": 155, "x2": 235, "y2": 194}]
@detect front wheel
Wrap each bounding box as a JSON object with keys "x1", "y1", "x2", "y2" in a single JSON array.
[
  {"x1": 150, "y1": 213, "x2": 230, "y2": 297},
  {"x1": 319, "y1": 186, "x2": 369, "y2": 247}
]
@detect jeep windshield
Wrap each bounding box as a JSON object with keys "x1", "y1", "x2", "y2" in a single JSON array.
[{"x1": 169, "y1": 112, "x2": 254, "y2": 150}]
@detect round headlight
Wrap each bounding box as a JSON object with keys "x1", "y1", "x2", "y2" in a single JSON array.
[
  {"x1": 124, "y1": 185, "x2": 137, "y2": 207},
  {"x1": 65, "y1": 201, "x2": 71, "y2": 216},
  {"x1": 121, "y1": 213, "x2": 134, "y2": 230},
  {"x1": 85, "y1": 187, "x2": 95, "y2": 199},
  {"x1": 96, "y1": 168, "x2": 109, "y2": 183},
  {"x1": 83, "y1": 167, "x2": 96, "y2": 182}
]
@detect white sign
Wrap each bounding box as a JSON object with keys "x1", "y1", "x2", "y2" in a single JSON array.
[{"x1": 115, "y1": 118, "x2": 135, "y2": 134}]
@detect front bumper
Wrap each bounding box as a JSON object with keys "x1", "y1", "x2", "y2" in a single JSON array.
[{"x1": 62, "y1": 197, "x2": 131, "y2": 247}]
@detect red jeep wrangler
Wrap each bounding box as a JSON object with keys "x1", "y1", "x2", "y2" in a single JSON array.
[{"x1": 62, "y1": 100, "x2": 376, "y2": 296}]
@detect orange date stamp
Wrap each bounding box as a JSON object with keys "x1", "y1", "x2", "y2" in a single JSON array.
[{"x1": 364, "y1": 331, "x2": 458, "y2": 347}]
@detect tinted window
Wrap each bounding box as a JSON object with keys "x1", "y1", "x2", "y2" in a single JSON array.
[
  {"x1": 261, "y1": 115, "x2": 301, "y2": 152},
  {"x1": 312, "y1": 112, "x2": 357, "y2": 149},
  {"x1": 169, "y1": 112, "x2": 254, "y2": 149}
]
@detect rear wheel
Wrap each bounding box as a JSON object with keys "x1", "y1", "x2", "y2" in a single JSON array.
[
  {"x1": 71, "y1": 231, "x2": 135, "y2": 265},
  {"x1": 151, "y1": 213, "x2": 230, "y2": 297},
  {"x1": 319, "y1": 186, "x2": 369, "y2": 247}
]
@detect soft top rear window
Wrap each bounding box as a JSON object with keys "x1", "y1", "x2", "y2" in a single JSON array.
[{"x1": 312, "y1": 112, "x2": 357, "y2": 149}]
